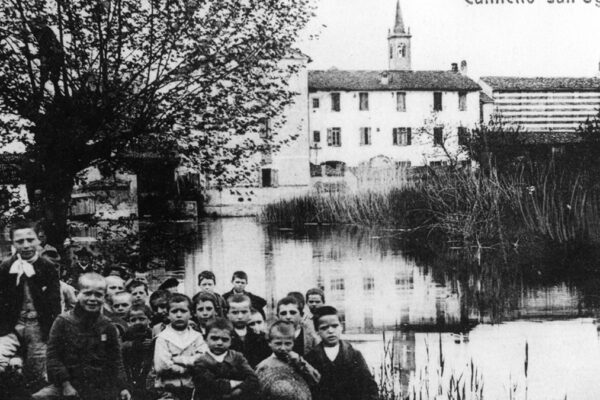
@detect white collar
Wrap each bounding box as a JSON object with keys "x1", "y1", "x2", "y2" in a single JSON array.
[
  {"x1": 234, "y1": 327, "x2": 247, "y2": 337},
  {"x1": 324, "y1": 344, "x2": 340, "y2": 361},
  {"x1": 158, "y1": 325, "x2": 202, "y2": 349},
  {"x1": 208, "y1": 350, "x2": 227, "y2": 363}
]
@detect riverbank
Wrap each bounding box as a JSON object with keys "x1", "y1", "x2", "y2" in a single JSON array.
[{"x1": 260, "y1": 167, "x2": 600, "y2": 251}]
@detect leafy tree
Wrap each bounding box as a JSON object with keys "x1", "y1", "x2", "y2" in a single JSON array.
[
  {"x1": 460, "y1": 117, "x2": 528, "y2": 174},
  {"x1": 0, "y1": 0, "x2": 314, "y2": 246}
]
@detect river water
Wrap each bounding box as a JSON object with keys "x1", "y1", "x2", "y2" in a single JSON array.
[{"x1": 145, "y1": 217, "x2": 600, "y2": 400}]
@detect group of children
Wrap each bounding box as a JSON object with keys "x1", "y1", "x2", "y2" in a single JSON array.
[{"x1": 31, "y1": 268, "x2": 378, "y2": 400}]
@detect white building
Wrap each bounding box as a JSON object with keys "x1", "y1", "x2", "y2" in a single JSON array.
[
  {"x1": 307, "y1": 0, "x2": 480, "y2": 187},
  {"x1": 480, "y1": 76, "x2": 600, "y2": 144}
]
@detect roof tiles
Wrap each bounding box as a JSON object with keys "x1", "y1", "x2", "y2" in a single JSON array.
[
  {"x1": 309, "y1": 70, "x2": 481, "y2": 92},
  {"x1": 481, "y1": 76, "x2": 600, "y2": 92}
]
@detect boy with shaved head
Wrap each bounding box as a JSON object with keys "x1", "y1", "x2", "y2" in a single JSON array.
[{"x1": 32, "y1": 273, "x2": 131, "y2": 400}]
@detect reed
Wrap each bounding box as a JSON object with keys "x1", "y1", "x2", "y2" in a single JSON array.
[
  {"x1": 376, "y1": 334, "x2": 542, "y2": 400},
  {"x1": 260, "y1": 166, "x2": 600, "y2": 248}
]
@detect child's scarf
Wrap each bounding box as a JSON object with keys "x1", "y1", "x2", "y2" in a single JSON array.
[{"x1": 9, "y1": 254, "x2": 36, "y2": 286}]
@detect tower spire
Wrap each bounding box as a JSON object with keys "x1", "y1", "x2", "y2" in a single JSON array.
[{"x1": 393, "y1": 0, "x2": 406, "y2": 34}]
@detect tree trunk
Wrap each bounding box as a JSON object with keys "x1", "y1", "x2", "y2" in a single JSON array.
[{"x1": 27, "y1": 171, "x2": 75, "y2": 250}]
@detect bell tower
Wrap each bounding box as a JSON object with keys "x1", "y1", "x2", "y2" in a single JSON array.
[{"x1": 388, "y1": 0, "x2": 411, "y2": 71}]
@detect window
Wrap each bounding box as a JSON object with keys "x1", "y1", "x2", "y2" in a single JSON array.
[
  {"x1": 327, "y1": 128, "x2": 341, "y2": 147},
  {"x1": 457, "y1": 126, "x2": 468, "y2": 146},
  {"x1": 359, "y1": 127, "x2": 371, "y2": 145},
  {"x1": 312, "y1": 98, "x2": 320, "y2": 109},
  {"x1": 393, "y1": 127, "x2": 411, "y2": 146},
  {"x1": 458, "y1": 91, "x2": 467, "y2": 111},
  {"x1": 259, "y1": 118, "x2": 271, "y2": 139},
  {"x1": 433, "y1": 92, "x2": 443, "y2": 111},
  {"x1": 398, "y1": 43, "x2": 406, "y2": 57},
  {"x1": 261, "y1": 168, "x2": 278, "y2": 187},
  {"x1": 396, "y1": 92, "x2": 406, "y2": 112},
  {"x1": 433, "y1": 127, "x2": 444, "y2": 146},
  {"x1": 331, "y1": 93, "x2": 340, "y2": 112},
  {"x1": 324, "y1": 161, "x2": 345, "y2": 177},
  {"x1": 363, "y1": 277, "x2": 375, "y2": 292},
  {"x1": 359, "y1": 92, "x2": 369, "y2": 111},
  {"x1": 331, "y1": 278, "x2": 345, "y2": 291},
  {"x1": 313, "y1": 130, "x2": 321, "y2": 143}
]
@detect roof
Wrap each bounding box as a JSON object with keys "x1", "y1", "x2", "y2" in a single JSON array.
[
  {"x1": 480, "y1": 91, "x2": 494, "y2": 103},
  {"x1": 308, "y1": 70, "x2": 481, "y2": 92},
  {"x1": 480, "y1": 76, "x2": 600, "y2": 92}
]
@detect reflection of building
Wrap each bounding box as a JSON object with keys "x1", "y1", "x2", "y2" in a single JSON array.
[{"x1": 307, "y1": 0, "x2": 480, "y2": 189}]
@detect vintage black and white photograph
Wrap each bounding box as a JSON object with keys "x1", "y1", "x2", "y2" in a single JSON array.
[{"x1": 1, "y1": 0, "x2": 600, "y2": 399}]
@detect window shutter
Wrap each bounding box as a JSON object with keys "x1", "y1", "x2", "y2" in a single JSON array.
[
  {"x1": 272, "y1": 170, "x2": 279, "y2": 188},
  {"x1": 407, "y1": 128, "x2": 412, "y2": 145},
  {"x1": 338, "y1": 129, "x2": 342, "y2": 146},
  {"x1": 359, "y1": 128, "x2": 364, "y2": 145},
  {"x1": 327, "y1": 128, "x2": 332, "y2": 146},
  {"x1": 367, "y1": 128, "x2": 371, "y2": 145}
]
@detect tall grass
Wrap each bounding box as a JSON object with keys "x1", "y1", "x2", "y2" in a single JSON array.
[
  {"x1": 377, "y1": 334, "x2": 539, "y2": 400},
  {"x1": 260, "y1": 166, "x2": 600, "y2": 248}
]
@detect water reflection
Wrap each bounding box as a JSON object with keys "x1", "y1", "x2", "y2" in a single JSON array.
[
  {"x1": 156, "y1": 218, "x2": 590, "y2": 332},
  {"x1": 139, "y1": 218, "x2": 600, "y2": 398}
]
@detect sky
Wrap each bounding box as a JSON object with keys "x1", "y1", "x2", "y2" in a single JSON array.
[{"x1": 300, "y1": 0, "x2": 600, "y2": 79}]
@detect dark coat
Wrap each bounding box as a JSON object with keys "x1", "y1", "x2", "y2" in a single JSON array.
[
  {"x1": 46, "y1": 306, "x2": 128, "y2": 397},
  {"x1": 122, "y1": 325, "x2": 154, "y2": 391},
  {"x1": 222, "y1": 290, "x2": 267, "y2": 317},
  {"x1": 230, "y1": 329, "x2": 271, "y2": 369},
  {"x1": 0, "y1": 255, "x2": 61, "y2": 340},
  {"x1": 192, "y1": 350, "x2": 259, "y2": 400},
  {"x1": 305, "y1": 340, "x2": 378, "y2": 400}
]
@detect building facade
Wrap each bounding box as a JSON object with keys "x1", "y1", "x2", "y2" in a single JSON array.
[
  {"x1": 480, "y1": 76, "x2": 600, "y2": 143},
  {"x1": 307, "y1": 0, "x2": 480, "y2": 188}
]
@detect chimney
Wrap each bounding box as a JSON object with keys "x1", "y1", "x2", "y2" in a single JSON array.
[
  {"x1": 451, "y1": 63, "x2": 458, "y2": 73},
  {"x1": 380, "y1": 71, "x2": 390, "y2": 85},
  {"x1": 460, "y1": 60, "x2": 468, "y2": 75}
]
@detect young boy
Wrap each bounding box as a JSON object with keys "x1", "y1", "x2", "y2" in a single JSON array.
[
  {"x1": 104, "y1": 275, "x2": 125, "y2": 315},
  {"x1": 127, "y1": 279, "x2": 150, "y2": 306},
  {"x1": 192, "y1": 318, "x2": 259, "y2": 400},
  {"x1": 227, "y1": 294, "x2": 270, "y2": 368},
  {"x1": 197, "y1": 270, "x2": 228, "y2": 317},
  {"x1": 248, "y1": 308, "x2": 267, "y2": 336},
  {"x1": 277, "y1": 296, "x2": 319, "y2": 356},
  {"x1": 149, "y1": 289, "x2": 171, "y2": 337},
  {"x1": 305, "y1": 288, "x2": 325, "y2": 316},
  {"x1": 222, "y1": 271, "x2": 267, "y2": 318},
  {"x1": 305, "y1": 306, "x2": 378, "y2": 400},
  {"x1": 154, "y1": 293, "x2": 207, "y2": 400},
  {"x1": 122, "y1": 304, "x2": 154, "y2": 397},
  {"x1": 32, "y1": 273, "x2": 131, "y2": 400},
  {"x1": 112, "y1": 291, "x2": 133, "y2": 319},
  {"x1": 193, "y1": 291, "x2": 218, "y2": 336},
  {"x1": 256, "y1": 321, "x2": 320, "y2": 400},
  {"x1": 0, "y1": 220, "x2": 61, "y2": 387}
]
